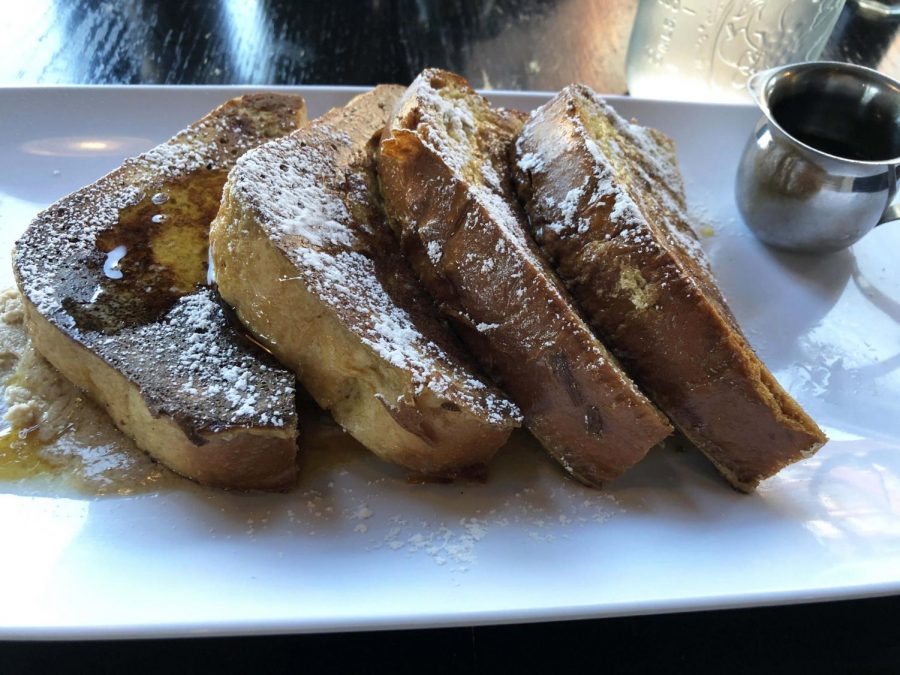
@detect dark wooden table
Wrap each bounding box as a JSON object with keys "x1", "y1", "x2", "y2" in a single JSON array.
[
  {"x1": 0, "y1": 596, "x2": 898, "y2": 674},
  {"x1": 7, "y1": 0, "x2": 900, "y2": 91},
  {"x1": 2, "y1": 1, "x2": 900, "y2": 673}
]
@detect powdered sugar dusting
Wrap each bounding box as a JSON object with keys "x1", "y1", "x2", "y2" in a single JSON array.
[
  {"x1": 266, "y1": 178, "x2": 355, "y2": 248},
  {"x1": 16, "y1": 93, "x2": 304, "y2": 328},
  {"x1": 580, "y1": 87, "x2": 708, "y2": 266},
  {"x1": 516, "y1": 85, "x2": 710, "y2": 271},
  {"x1": 391, "y1": 73, "x2": 641, "y2": 376},
  {"x1": 426, "y1": 240, "x2": 442, "y2": 264},
  {"x1": 100, "y1": 288, "x2": 294, "y2": 429},
  {"x1": 517, "y1": 151, "x2": 544, "y2": 173},
  {"x1": 379, "y1": 71, "x2": 670, "y2": 479},
  {"x1": 13, "y1": 94, "x2": 304, "y2": 433},
  {"x1": 271, "y1": 425, "x2": 627, "y2": 574},
  {"x1": 228, "y1": 87, "x2": 519, "y2": 425},
  {"x1": 404, "y1": 76, "x2": 603, "y2": 345}
]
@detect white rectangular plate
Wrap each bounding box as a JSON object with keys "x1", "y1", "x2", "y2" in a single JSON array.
[{"x1": 0, "y1": 86, "x2": 898, "y2": 639}]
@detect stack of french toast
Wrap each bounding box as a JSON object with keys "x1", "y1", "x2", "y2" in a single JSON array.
[{"x1": 12, "y1": 69, "x2": 827, "y2": 493}]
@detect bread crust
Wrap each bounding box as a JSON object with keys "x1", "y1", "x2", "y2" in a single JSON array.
[
  {"x1": 379, "y1": 69, "x2": 671, "y2": 486},
  {"x1": 14, "y1": 93, "x2": 307, "y2": 489},
  {"x1": 513, "y1": 85, "x2": 827, "y2": 491},
  {"x1": 211, "y1": 86, "x2": 520, "y2": 478}
]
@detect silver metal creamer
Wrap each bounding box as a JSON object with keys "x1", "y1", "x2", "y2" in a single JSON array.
[{"x1": 735, "y1": 61, "x2": 900, "y2": 252}]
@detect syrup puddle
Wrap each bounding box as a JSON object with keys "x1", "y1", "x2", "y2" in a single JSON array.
[{"x1": 0, "y1": 289, "x2": 174, "y2": 496}]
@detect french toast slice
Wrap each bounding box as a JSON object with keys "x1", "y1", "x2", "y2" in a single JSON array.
[
  {"x1": 513, "y1": 85, "x2": 827, "y2": 491},
  {"x1": 211, "y1": 85, "x2": 521, "y2": 478},
  {"x1": 14, "y1": 93, "x2": 308, "y2": 490},
  {"x1": 378, "y1": 69, "x2": 671, "y2": 487}
]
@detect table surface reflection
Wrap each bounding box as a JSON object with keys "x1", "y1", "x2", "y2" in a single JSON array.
[{"x1": 4, "y1": 0, "x2": 900, "y2": 92}]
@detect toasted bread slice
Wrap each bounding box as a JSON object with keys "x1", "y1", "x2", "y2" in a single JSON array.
[
  {"x1": 378, "y1": 69, "x2": 671, "y2": 486},
  {"x1": 513, "y1": 85, "x2": 827, "y2": 491},
  {"x1": 211, "y1": 85, "x2": 521, "y2": 478},
  {"x1": 14, "y1": 93, "x2": 307, "y2": 490}
]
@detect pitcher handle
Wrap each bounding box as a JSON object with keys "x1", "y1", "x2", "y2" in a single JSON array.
[{"x1": 878, "y1": 164, "x2": 900, "y2": 226}]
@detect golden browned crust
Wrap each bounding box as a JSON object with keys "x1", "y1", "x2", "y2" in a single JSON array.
[
  {"x1": 14, "y1": 93, "x2": 308, "y2": 489},
  {"x1": 211, "y1": 85, "x2": 520, "y2": 479},
  {"x1": 513, "y1": 85, "x2": 827, "y2": 491},
  {"x1": 378, "y1": 69, "x2": 671, "y2": 487}
]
